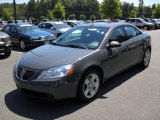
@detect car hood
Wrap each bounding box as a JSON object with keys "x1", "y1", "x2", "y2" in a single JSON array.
[
  {"x1": 0, "y1": 32, "x2": 9, "y2": 38},
  {"x1": 22, "y1": 30, "x2": 51, "y2": 37},
  {"x1": 58, "y1": 28, "x2": 71, "y2": 33},
  {"x1": 19, "y1": 44, "x2": 94, "y2": 70}
]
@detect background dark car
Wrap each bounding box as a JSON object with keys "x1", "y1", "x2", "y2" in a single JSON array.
[
  {"x1": 0, "y1": 32, "x2": 11, "y2": 57},
  {"x1": 3, "y1": 23, "x2": 54, "y2": 50},
  {"x1": 13, "y1": 23, "x2": 151, "y2": 102}
]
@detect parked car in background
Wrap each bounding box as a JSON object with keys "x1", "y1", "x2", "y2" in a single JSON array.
[
  {"x1": 64, "y1": 20, "x2": 84, "y2": 27},
  {"x1": 126, "y1": 18, "x2": 154, "y2": 30},
  {"x1": 13, "y1": 23, "x2": 151, "y2": 102},
  {"x1": 154, "y1": 19, "x2": 160, "y2": 29},
  {"x1": 143, "y1": 18, "x2": 157, "y2": 29},
  {"x1": 94, "y1": 19, "x2": 110, "y2": 23},
  {"x1": 0, "y1": 32, "x2": 11, "y2": 57},
  {"x1": 38, "y1": 21, "x2": 71, "y2": 37},
  {"x1": 2, "y1": 23, "x2": 54, "y2": 50},
  {"x1": 0, "y1": 21, "x2": 7, "y2": 30}
]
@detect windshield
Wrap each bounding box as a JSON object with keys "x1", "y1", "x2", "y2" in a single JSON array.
[
  {"x1": 51, "y1": 26, "x2": 109, "y2": 50},
  {"x1": 55, "y1": 23, "x2": 71, "y2": 29},
  {"x1": 76, "y1": 21, "x2": 84, "y2": 25},
  {"x1": 17, "y1": 25, "x2": 40, "y2": 33}
]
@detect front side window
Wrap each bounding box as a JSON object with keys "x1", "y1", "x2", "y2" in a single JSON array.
[
  {"x1": 52, "y1": 26, "x2": 109, "y2": 49},
  {"x1": 46, "y1": 23, "x2": 53, "y2": 29},
  {"x1": 109, "y1": 27, "x2": 125, "y2": 43}
]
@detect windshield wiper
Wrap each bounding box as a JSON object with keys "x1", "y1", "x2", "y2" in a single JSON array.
[
  {"x1": 51, "y1": 42, "x2": 67, "y2": 47},
  {"x1": 66, "y1": 44, "x2": 88, "y2": 49}
]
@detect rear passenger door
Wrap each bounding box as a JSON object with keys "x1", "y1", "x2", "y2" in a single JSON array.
[
  {"x1": 136, "y1": 19, "x2": 143, "y2": 28},
  {"x1": 104, "y1": 27, "x2": 132, "y2": 78},
  {"x1": 123, "y1": 25, "x2": 144, "y2": 65}
]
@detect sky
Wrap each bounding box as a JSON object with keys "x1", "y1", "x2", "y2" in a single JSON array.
[{"x1": 0, "y1": 0, "x2": 160, "y2": 6}]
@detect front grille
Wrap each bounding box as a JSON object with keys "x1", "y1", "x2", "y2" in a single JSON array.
[
  {"x1": 16, "y1": 66, "x2": 35, "y2": 80},
  {"x1": 22, "y1": 70, "x2": 34, "y2": 80},
  {"x1": 17, "y1": 66, "x2": 22, "y2": 78}
]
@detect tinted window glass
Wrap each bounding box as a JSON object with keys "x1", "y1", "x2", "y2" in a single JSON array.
[
  {"x1": 130, "y1": 19, "x2": 135, "y2": 22},
  {"x1": 125, "y1": 19, "x2": 130, "y2": 22},
  {"x1": 124, "y1": 26, "x2": 137, "y2": 38},
  {"x1": 46, "y1": 23, "x2": 53, "y2": 29},
  {"x1": 109, "y1": 27, "x2": 125, "y2": 43},
  {"x1": 11, "y1": 25, "x2": 17, "y2": 31},
  {"x1": 136, "y1": 19, "x2": 142, "y2": 23},
  {"x1": 4, "y1": 26, "x2": 11, "y2": 33}
]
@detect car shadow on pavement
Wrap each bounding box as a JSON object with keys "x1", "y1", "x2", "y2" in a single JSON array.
[
  {"x1": 12, "y1": 46, "x2": 28, "y2": 53},
  {"x1": 4, "y1": 66, "x2": 144, "y2": 120}
]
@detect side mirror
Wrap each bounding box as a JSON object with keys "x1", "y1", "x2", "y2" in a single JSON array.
[{"x1": 107, "y1": 41, "x2": 121, "y2": 48}]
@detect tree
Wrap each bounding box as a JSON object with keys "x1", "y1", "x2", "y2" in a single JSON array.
[
  {"x1": 129, "y1": 9, "x2": 137, "y2": 18},
  {"x1": 3, "y1": 8, "x2": 13, "y2": 20},
  {"x1": 79, "y1": 14, "x2": 86, "y2": 20},
  {"x1": 47, "y1": 10, "x2": 54, "y2": 20},
  {"x1": 69, "y1": 14, "x2": 75, "y2": 20},
  {"x1": 152, "y1": 4, "x2": 160, "y2": 18},
  {"x1": 101, "y1": 0, "x2": 122, "y2": 19},
  {"x1": 90, "y1": 15, "x2": 96, "y2": 21},
  {"x1": 52, "y1": 2, "x2": 66, "y2": 20}
]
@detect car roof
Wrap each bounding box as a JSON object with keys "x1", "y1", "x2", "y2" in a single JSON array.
[
  {"x1": 7, "y1": 23, "x2": 33, "y2": 26},
  {"x1": 81, "y1": 22, "x2": 133, "y2": 28},
  {"x1": 41, "y1": 21, "x2": 64, "y2": 24}
]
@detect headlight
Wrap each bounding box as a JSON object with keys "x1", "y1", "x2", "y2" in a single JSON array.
[
  {"x1": 15, "y1": 56, "x2": 22, "y2": 69},
  {"x1": 30, "y1": 37, "x2": 39, "y2": 40},
  {"x1": 50, "y1": 34, "x2": 55, "y2": 39},
  {"x1": 38, "y1": 64, "x2": 74, "y2": 79}
]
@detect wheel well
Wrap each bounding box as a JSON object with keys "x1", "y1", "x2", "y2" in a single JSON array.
[
  {"x1": 147, "y1": 46, "x2": 151, "y2": 51},
  {"x1": 82, "y1": 66, "x2": 104, "y2": 83},
  {"x1": 19, "y1": 38, "x2": 24, "y2": 43}
]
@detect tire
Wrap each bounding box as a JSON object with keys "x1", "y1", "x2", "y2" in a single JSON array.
[
  {"x1": 20, "y1": 39, "x2": 27, "y2": 50},
  {"x1": 77, "y1": 69, "x2": 102, "y2": 102},
  {"x1": 141, "y1": 48, "x2": 151, "y2": 68},
  {"x1": 4, "y1": 51, "x2": 11, "y2": 57}
]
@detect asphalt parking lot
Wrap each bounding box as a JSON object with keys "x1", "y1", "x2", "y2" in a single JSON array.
[{"x1": 0, "y1": 30, "x2": 160, "y2": 120}]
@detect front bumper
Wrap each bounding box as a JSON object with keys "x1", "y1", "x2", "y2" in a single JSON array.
[
  {"x1": 0, "y1": 42, "x2": 11, "y2": 53},
  {"x1": 26, "y1": 39, "x2": 53, "y2": 48},
  {"x1": 13, "y1": 65, "x2": 78, "y2": 100}
]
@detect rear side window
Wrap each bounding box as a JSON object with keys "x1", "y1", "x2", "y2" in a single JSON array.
[
  {"x1": 130, "y1": 19, "x2": 135, "y2": 22},
  {"x1": 109, "y1": 27, "x2": 125, "y2": 43},
  {"x1": 124, "y1": 26, "x2": 137, "y2": 38},
  {"x1": 136, "y1": 19, "x2": 142, "y2": 23}
]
